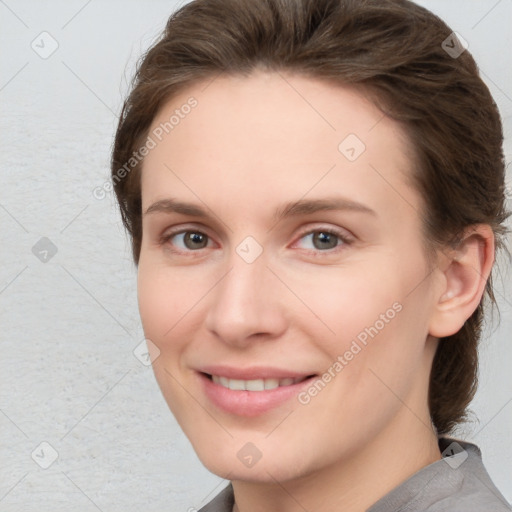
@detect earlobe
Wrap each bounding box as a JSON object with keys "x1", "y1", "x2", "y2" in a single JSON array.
[{"x1": 428, "y1": 225, "x2": 495, "y2": 338}]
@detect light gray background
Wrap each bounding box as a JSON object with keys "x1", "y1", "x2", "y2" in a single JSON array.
[{"x1": 1, "y1": 0, "x2": 511, "y2": 510}]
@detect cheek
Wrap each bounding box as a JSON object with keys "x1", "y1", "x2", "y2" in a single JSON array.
[
  {"x1": 136, "y1": 263, "x2": 196, "y2": 352},
  {"x1": 282, "y1": 263, "x2": 404, "y2": 348},
  {"x1": 291, "y1": 284, "x2": 427, "y2": 455},
  {"x1": 137, "y1": 270, "x2": 167, "y2": 342},
  {"x1": 136, "y1": 263, "x2": 200, "y2": 415},
  {"x1": 288, "y1": 255, "x2": 431, "y2": 388}
]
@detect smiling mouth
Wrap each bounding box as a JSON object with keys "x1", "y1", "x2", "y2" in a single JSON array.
[{"x1": 202, "y1": 372, "x2": 316, "y2": 391}]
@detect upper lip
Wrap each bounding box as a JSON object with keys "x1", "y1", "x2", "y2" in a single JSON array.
[{"x1": 198, "y1": 365, "x2": 316, "y2": 380}]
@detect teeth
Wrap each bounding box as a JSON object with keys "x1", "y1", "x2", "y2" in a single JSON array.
[
  {"x1": 246, "y1": 379, "x2": 266, "y2": 391},
  {"x1": 229, "y1": 378, "x2": 245, "y2": 391},
  {"x1": 210, "y1": 375, "x2": 306, "y2": 391}
]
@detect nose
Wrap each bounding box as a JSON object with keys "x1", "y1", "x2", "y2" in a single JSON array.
[{"x1": 204, "y1": 251, "x2": 288, "y2": 348}]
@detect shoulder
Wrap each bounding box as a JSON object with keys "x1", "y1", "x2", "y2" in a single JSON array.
[
  {"x1": 418, "y1": 438, "x2": 511, "y2": 512},
  {"x1": 197, "y1": 484, "x2": 234, "y2": 512},
  {"x1": 369, "y1": 437, "x2": 511, "y2": 512},
  {"x1": 426, "y1": 493, "x2": 511, "y2": 512}
]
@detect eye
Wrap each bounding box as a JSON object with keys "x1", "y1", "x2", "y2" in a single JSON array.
[
  {"x1": 162, "y1": 230, "x2": 212, "y2": 251},
  {"x1": 160, "y1": 226, "x2": 352, "y2": 255},
  {"x1": 295, "y1": 228, "x2": 351, "y2": 252}
]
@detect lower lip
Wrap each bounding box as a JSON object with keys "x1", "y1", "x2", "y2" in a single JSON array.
[{"x1": 198, "y1": 372, "x2": 317, "y2": 417}]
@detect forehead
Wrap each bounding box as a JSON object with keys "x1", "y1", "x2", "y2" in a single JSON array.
[{"x1": 140, "y1": 71, "x2": 419, "y2": 222}]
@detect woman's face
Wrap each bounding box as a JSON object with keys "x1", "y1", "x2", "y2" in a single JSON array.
[{"x1": 137, "y1": 71, "x2": 443, "y2": 482}]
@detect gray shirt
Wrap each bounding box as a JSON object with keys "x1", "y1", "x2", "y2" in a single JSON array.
[{"x1": 198, "y1": 437, "x2": 511, "y2": 511}]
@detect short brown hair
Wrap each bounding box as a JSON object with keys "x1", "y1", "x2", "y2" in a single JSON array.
[{"x1": 111, "y1": 0, "x2": 510, "y2": 434}]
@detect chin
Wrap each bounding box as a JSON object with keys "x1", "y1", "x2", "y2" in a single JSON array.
[{"x1": 192, "y1": 438, "x2": 316, "y2": 483}]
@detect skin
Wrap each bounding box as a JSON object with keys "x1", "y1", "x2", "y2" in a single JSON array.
[{"x1": 137, "y1": 71, "x2": 494, "y2": 512}]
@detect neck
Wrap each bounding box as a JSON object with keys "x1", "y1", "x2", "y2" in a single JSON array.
[{"x1": 231, "y1": 412, "x2": 441, "y2": 512}]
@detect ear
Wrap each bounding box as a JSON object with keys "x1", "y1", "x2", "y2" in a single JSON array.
[{"x1": 428, "y1": 224, "x2": 495, "y2": 338}]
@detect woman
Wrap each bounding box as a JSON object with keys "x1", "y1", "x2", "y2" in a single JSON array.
[{"x1": 111, "y1": 0, "x2": 511, "y2": 510}]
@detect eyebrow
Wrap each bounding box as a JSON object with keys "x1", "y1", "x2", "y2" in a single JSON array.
[{"x1": 143, "y1": 197, "x2": 377, "y2": 222}]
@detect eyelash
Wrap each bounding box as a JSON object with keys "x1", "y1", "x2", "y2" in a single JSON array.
[{"x1": 159, "y1": 225, "x2": 353, "y2": 256}]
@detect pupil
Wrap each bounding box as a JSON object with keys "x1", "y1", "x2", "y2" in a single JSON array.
[
  {"x1": 313, "y1": 232, "x2": 337, "y2": 250},
  {"x1": 185, "y1": 232, "x2": 207, "y2": 249}
]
